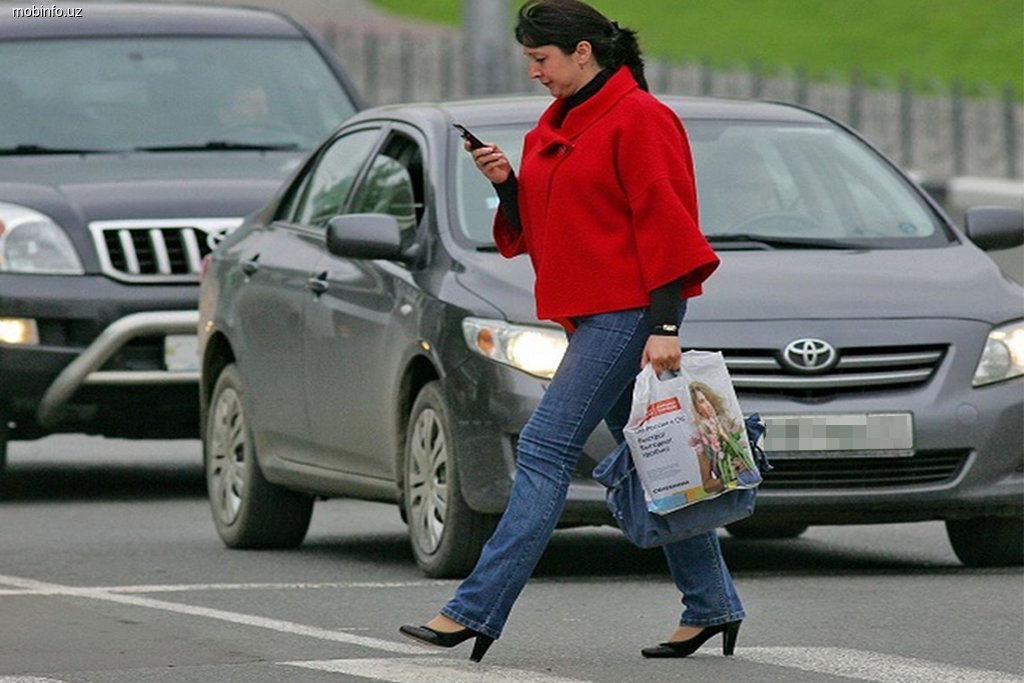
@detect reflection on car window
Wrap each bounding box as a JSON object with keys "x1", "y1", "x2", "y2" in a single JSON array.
[
  {"x1": 349, "y1": 134, "x2": 425, "y2": 251},
  {"x1": 294, "y1": 128, "x2": 380, "y2": 228},
  {"x1": 689, "y1": 122, "x2": 942, "y2": 242},
  {"x1": 0, "y1": 37, "x2": 357, "y2": 151}
]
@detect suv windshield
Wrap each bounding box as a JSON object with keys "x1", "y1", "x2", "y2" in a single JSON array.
[
  {"x1": 0, "y1": 37, "x2": 356, "y2": 152},
  {"x1": 453, "y1": 120, "x2": 949, "y2": 248}
]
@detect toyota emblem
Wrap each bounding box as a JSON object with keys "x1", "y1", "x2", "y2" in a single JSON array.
[
  {"x1": 205, "y1": 226, "x2": 232, "y2": 251},
  {"x1": 781, "y1": 338, "x2": 837, "y2": 373}
]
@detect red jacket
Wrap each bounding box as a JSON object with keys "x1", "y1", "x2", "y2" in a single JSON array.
[{"x1": 494, "y1": 66, "x2": 719, "y2": 326}]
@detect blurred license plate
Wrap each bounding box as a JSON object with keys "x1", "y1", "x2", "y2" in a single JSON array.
[
  {"x1": 762, "y1": 413, "x2": 913, "y2": 458},
  {"x1": 164, "y1": 334, "x2": 199, "y2": 372}
]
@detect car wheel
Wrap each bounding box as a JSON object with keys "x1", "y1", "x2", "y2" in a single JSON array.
[
  {"x1": 403, "y1": 382, "x2": 498, "y2": 578},
  {"x1": 726, "y1": 518, "x2": 809, "y2": 539},
  {"x1": 946, "y1": 516, "x2": 1024, "y2": 567},
  {"x1": 0, "y1": 419, "x2": 7, "y2": 482},
  {"x1": 205, "y1": 363, "x2": 313, "y2": 549}
]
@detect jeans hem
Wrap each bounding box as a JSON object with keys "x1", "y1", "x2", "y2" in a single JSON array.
[
  {"x1": 440, "y1": 606, "x2": 502, "y2": 641},
  {"x1": 678, "y1": 610, "x2": 746, "y2": 628}
]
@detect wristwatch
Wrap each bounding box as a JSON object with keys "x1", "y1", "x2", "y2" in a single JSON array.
[{"x1": 650, "y1": 323, "x2": 679, "y2": 336}]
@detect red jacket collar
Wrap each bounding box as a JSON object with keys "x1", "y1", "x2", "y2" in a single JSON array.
[{"x1": 535, "y1": 65, "x2": 638, "y2": 151}]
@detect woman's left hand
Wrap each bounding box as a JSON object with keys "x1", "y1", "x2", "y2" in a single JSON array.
[{"x1": 642, "y1": 335, "x2": 682, "y2": 375}]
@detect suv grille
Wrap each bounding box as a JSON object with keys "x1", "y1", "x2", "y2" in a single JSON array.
[
  {"x1": 760, "y1": 450, "x2": 968, "y2": 489},
  {"x1": 89, "y1": 219, "x2": 241, "y2": 283},
  {"x1": 705, "y1": 345, "x2": 946, "y2": 397}
]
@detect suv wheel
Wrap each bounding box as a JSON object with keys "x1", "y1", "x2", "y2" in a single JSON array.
[
  {"x1": 205, "y1": 363, "x2": 313, "y2": 549},
  {"x1": 0, "y1": 419, "x2": 7, "y2": 482},
  {"x1": 946, "y1": 516, "x2": 1024, "y2": 567},
  {"x1": 404, "y1": 382, "x2": 497, "y2": 578}
]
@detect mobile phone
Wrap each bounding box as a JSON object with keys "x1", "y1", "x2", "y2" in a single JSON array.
[{"x1": 453, "y1": 123, "x2": 486, "y2": 150}]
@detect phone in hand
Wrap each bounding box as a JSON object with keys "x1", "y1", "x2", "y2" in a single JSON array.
[{"x1": 453, "y1": 123, "x2": 486, "y2": 150}]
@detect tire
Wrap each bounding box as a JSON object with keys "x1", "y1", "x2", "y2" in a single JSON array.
[
  {"x1": 204, "y1": 363, "x2": 313, "y2": 549},
  {"x1": 0, "y1": 419, "x2": 7, "y2": 484},
  {"x1": 946, "y1": 516, "x2": 1024, "y2": 567},
  {"x1": 403, "y1": 382, "x2": 498, "y2": 578},
  {"x1": 726, "y1": 518, "x2": 809, "y2": 539}
]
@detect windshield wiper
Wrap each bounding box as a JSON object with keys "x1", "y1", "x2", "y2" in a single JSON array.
[
  {"x1": 707, "y1": 233, "x2": 863, "y2": 250},
  {"x1": 0, "y1": 144, "x2": 110, "y2": 155},
  {"x1": 135, "y1": 141, "x2": 300, "y2": 152}
]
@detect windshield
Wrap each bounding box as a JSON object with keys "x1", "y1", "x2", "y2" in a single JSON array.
[
  {"x1": 0, "y1": 37, "x2": 357, "y2": 152},
  {"x1": 452, "y1": 120, "x2": 948, "y2": 248}
]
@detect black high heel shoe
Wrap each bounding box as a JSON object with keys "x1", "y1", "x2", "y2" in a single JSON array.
[
  {"x1": 399, "y1": 624, "x2": 495, "y2": 662},
  {"x1": 640, "y1": 620, "x2": 741, "y2": 658}
]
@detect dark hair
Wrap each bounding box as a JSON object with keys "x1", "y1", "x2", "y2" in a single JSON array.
[{"x1": 515, "y1": 0, "x2": 648, "y2": 92}]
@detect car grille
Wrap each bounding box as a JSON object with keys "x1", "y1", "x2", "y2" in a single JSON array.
[
  {"x1": 703, "y1": 345, "x2": 946, "y2": 397},
  {"x1": 760, "y1": 450, "x2": 968, "y2": 489},
  {"x1": 89, "y1": 219, "x2": 241, "y2": 283}
]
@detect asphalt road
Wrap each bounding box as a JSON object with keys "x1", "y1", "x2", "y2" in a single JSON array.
[{"x1": 1, "y1": 436, "x2": 1022, "y2": 683}]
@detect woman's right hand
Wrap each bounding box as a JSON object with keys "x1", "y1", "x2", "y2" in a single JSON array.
[{"x1": 468, "y1": 141, "x2": 512, "y2": 184}]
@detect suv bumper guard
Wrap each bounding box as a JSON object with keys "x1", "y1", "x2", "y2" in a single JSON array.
[{"x1": 37, "y1": 310, "x2": 199, "y2": 428}]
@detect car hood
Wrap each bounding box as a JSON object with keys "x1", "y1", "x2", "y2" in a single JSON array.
[
  {"x1": 457, "y1": 245, "x2": 1023, "y2": 326},
  {"x1": 0, "y1": 151, "x2": 303, "y2": 223}
]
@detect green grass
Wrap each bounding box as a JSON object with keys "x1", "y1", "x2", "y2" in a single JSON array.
[{"x1": 368, "y1": 0, "x2": 1023, "y2": 95}]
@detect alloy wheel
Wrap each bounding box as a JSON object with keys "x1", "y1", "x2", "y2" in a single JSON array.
[
  {"x1": 407, "y1": 407, "x2": 449, "y2": 555},
  {"x1": 207, "y1": 386, "x2": 247, "y2": 525}
]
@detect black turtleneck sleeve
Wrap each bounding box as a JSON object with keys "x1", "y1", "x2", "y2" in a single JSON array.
[{"x1": 493, "y1": 172, "x2": 521, "y2": 233}]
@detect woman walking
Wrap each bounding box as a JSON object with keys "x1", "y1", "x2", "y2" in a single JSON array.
[{"x1": 400, "y1": 0, "x2": 744, "y2": 661}]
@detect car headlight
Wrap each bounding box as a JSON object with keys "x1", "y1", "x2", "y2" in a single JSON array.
[
  {"x1": 973, "y1": 320, "x2": 1024, "y2": 387},
  {"x1": 0, "y1": 202, "x2": 83, "y2": 274},
  {"x1": 462, "y1": 317, "x2": 568, "y2": 379}
]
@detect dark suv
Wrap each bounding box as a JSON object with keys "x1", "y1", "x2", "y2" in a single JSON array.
[{"x1": 0, "y1": 2, "x2": 361, "y2": 472}]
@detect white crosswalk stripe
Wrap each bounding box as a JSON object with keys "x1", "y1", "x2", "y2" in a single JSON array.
[
  {"x1": 739, "y1": 647, "x2": 1024, "y2": 683},
  {"x1": 283, "y1": 657, "x2": 591, "y2": 683}
]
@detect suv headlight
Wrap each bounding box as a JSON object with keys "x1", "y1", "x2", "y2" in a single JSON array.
[
  {"x1": 0, "y1": 202, "x2": 84, "y2": 274},
  {"x1": 462, "y1": 317, "x2": 568, "y2": 379},
  {"x1": 973, "y1": 320, "x2": 1024, "y2": 387}
]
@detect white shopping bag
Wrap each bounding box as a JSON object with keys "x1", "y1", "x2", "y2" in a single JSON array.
[{"x1": 624, "y1": 351, "x2": 761, "y2": 515}]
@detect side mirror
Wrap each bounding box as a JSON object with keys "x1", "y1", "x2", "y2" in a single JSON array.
[
  {"x1": 963, "y1": 206, "x2": 1024, "y2": 251},
  {"x1": 326, "y1": 213, "x2": 403, "y2": 261}
]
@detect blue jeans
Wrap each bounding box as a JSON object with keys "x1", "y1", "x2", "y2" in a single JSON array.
[{"x1": 442, "y1": 304, "x2": 745, "y2": 640}]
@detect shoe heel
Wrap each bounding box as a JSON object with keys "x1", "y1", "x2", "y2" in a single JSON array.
[
  {"x1": 722, "y1": 622, "x2": 741, "y2": 656},
  {"x1": 470, "y1": 634, "x2": 495, "y2": 662}
]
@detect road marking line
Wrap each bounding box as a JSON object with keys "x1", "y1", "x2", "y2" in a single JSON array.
[
  {"x1": 0, "y1": 678, "x2": 70, "y2": 683},
  {"x1": 0, "y1": 580, "x2": 453, "y2": 596},
  {"x1": 283, "y1": 657, "x2": 592, "y2": 683},
  {"x1": 0, "y1": 573, "x2": 434, "y2": 656},
  {"x1": 740, "y1": 647, "x2": 1024, "y2": 683}
]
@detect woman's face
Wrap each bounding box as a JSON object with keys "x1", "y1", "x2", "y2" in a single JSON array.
[
  {"x1": 694, "y1": 390, "x2": 717, "y2": 419},
  {"x1": 523, "y1": 43, "x2": 594, "y2": 99}
]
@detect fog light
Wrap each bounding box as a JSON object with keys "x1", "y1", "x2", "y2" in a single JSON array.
[{"x1": 0, "y1": 318, "x2": 39, "y2": 344}]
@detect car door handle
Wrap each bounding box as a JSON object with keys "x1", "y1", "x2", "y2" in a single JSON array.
[
  {"x1": 307, "y1": 272, "x2": 329, "y2": 295},
  {"x1": 241, "y1": 255, "x2": 260, "y2": 276}
]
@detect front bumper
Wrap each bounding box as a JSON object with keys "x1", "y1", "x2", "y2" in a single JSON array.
[
  {"x1": 443, "y1": 354, "x2": 1023, "y2": 526},
  {"x1": 0, "y1": 274, "x2": 201, "y2": 439}
]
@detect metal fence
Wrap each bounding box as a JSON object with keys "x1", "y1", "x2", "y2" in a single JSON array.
[{"x1": 322, "y1": 24, "x2": 1022, "y2": 181}]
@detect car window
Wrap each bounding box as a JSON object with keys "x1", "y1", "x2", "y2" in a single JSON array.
[
  {"x1": 0, "y1": 37, "x2": 357, "y2": 151},
  {"x1": 348, "y1": 133, "x2": 426, "y2": 251},
  {"x1": 452, "y1": 125, "x2": 526, "y2": 244},
  {"x1": 293, "y1": 128, "x2": 381, "y2": 228}
]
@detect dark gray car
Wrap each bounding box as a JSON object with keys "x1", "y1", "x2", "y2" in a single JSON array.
[{"x1": 198, "y1": 97, "x2": 1024, "y2": 577}]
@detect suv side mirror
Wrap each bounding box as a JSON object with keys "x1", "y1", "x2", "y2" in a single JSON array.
[
  {"x1": 326, "y1": 213, "x2": 404, "y2": 261},
  {"x1": 963, "y1": 206, "x2": 1024, "y2": 251}
]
